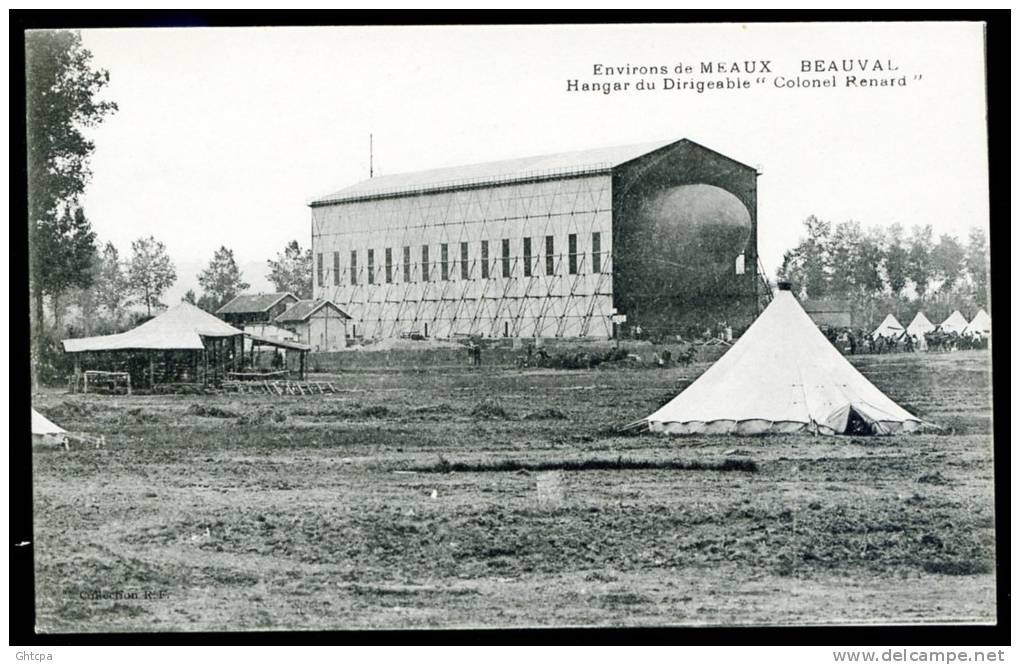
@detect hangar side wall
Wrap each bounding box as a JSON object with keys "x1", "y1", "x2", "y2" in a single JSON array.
[
  {"x1": 612, "y1": 141, "x2": 759, "y2": 335},
  {"x1": 311, "y1": 174, "x2": 615, "y2": 339}
]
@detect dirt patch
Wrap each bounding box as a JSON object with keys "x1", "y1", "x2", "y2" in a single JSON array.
[
  {"x1": 523, "y1": 408, "x2": 567, "y2": 421},
  {"x1": 470, "y1": 397, "x2": 511, "y2": 419},
  {"x1": 236, "y1": 407, "x2": 287, "y2": 425},
  {"x1": 361, "y1": 405, "x2": 393, "y2": 418},
  {"x1": 917, "y1": 472, "x2": 952, "y2": 485},
  {"x1": 186, "y1": 404, "x2": 239, "y2": 418}
]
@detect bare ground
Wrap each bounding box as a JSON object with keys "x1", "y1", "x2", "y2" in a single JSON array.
[{"x1": 31, "y1": 350, "x2": 996, "y2": 631}]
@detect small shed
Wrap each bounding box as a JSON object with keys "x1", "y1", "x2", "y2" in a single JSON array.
[
  {"x1": 275, "y1": 299, "x2": 351, "y2": 352},
  {"x1": 216, "y1": 293, "x2": 299, "y2": 328},
  {"x1": 802, "y1": 298, "x2": 852, "y2": 328}
]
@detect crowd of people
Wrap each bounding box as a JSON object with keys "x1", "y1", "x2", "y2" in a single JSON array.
[{"x1": 822, "y1": 327, "x2": 989, "y2": 355}]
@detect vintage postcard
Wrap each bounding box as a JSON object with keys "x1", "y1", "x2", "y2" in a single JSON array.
[{"x1": 24, "y1": 20, "x2": 995, "y2": 635}]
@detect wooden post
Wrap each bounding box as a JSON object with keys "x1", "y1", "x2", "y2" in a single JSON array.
[
  {"x1": 149, "y1": 352, "x2": 155, "y2": 388},
  {"x1": 299, "y1": 351, "x2": 306, "y2": 381}
]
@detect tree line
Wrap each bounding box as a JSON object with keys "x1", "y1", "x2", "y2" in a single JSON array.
[
  {"x1": 778, "y1": 216, "x2": 989, "y2": 329},
  {"x1": 27, "y1": 29, "x2": 313, "y2": 368},
  {"x1": 50, "y1": 236, "x2": 314, "y2": 337}
]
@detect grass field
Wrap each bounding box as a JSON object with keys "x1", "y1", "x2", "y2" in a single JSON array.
[{"x1": 31, "y1": 350, "x2": 996, "y2": 631}]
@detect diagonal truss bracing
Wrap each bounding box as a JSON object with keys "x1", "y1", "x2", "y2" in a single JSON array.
[{"x1": 311, "y1": 174, "x2": 615, "y2": 339}]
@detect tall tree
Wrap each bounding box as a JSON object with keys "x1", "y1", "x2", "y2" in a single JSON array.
[
  {"x1": 931, "y1": 233, "x2": 966, "y2": 293},
  {"x1": 93, "y1": 241, "x2": 129, "y2": 324},
  {"x1": 905, "y1": 225, "x2": 935, "y2": 299},
  {"x1": 128, "y1": 236, "x2": 177, "y2": 316},
  {"x1": 67, "y1": 244, "x2": 101, "y2": 336},
  {"x1": 26, "y1": 30, "x2": 117, "y2": 353},
  {"x1": 883, "y1": 223, "x2": 909, "y2": 296},
  {"x1": 197, "y1": 246, "x2": 250, "y2": 312},
  {"x1": 964, "y1": 227, "x2": 988, "y2": 308},
  {"x1": 34, "y1": 205, "x2": 98, "y2": 327},
  {"x1": 777, "y1": 215, "x2": 832, "y2": 297},
  {"x1": 182, "y1": 289, "x2": 198, "y2": 305},
  {"x1": 266, "y1": 240, "x2": 313, "y2": 299}
]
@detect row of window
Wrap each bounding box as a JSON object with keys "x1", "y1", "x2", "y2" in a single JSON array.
[{"x1": 316, "y1": 233, "x2": 604, "y2": 287}]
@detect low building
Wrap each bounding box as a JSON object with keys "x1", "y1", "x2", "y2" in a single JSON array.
[
  {"x1": 802, "y1": 298, "x2": 852, "y2": 328},
  {"x1": 217, "y1": 293, "x2": 299, "y2": 330},
  {"x1": 275, "y1": 299, "x2": 351, "y2": 352}
]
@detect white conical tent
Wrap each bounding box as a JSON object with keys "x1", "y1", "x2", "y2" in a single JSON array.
[
  {"x1": 32, "y1": 409, "x2": 65, "y2": 436},
  {"x1": 940, "y1": 310, "x2": 969, "y2": 334},
  {"x1": 963, "y1": 309, "x2": 991, "y2": 336},
  {"x1": 33, "y1": 408, "x2": 69, "y2": 446},
  {"x1": 871, "y1": 314, "x2": 905, "y2": 340},
  {"x1": 645, "y1": 289, "x2": 921, "y2": 436},
  {"x1": 906, "y1": 312, "x2": 936, "y2": 339}
]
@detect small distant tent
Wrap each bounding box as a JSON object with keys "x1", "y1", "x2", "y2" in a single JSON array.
[
  {"x1": 32, "y1": 408, "x2": 105, "y2": 449},
  {"x1": 872, "y1": 314, "x2": 905, "y2": 341},
  {"x1": 963, "y1": 309, "x2": 991, "y2": 337},
  {"x1": 32, "y1": 409, "x2": 66, "y2": 445},
  {"x1": 940, "y1": 310, "x2": 969, "y2": 335},
  {"x1": 643, "y1": 285, "x2": 922, "y2": 436},
  {"x1": 906, "y1": 312, "x2": 936, "y2": 339},
  {"x1": 32, "y1": 410, "x2": 65, "y2": 440}
]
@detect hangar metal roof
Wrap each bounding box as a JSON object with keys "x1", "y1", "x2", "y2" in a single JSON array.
[{"x1": 309, "y1": 139, "x2": 685, "y2": 206}]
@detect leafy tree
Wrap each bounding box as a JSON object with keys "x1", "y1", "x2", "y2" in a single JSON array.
[
  {"x1": 883, "y1": 224, "x2": 909, "y2": 296},
  {"x1": 67, "y1": 245, "x2": 101, "y2": 335},
  {"x1": 33, "y1": 206, "x2": 98, "y2": 327},
  {"x1": 182, "y1": 289, "x2": 198, "y2": 305},
  {"x1": 27, "y1": 30, "x2": 117, "y2": 354},
  {"x1": 197, "y1": 246, "x2": 250, "y2": 312},
  {"x1": 266, "y1": 240, "x2": 313, "y2": 299},
  {"x1": 931, "y1": 233, "x2": 966, "y2": 293},
  {"x1": 777, "y1": 216, "x2": 989, "y2": 330},
  {"x1": 93, "y1": 241, "x2": 129, "y2": 324},
  {"x1": 905, "y1": 225, "x2": 935, "y2": 299},
  {"x1": 128, "y1": 236, "x2": 177, "y2": 316},
  {"x1": 827, "y1": 221, "x2": 884, "y2": 296},
  {"x1": 777, "y1": 215, "x2": 832, "y2": 297},
  {"x1": 965, "y1": 227, "x2": 989, "y2": 307}
]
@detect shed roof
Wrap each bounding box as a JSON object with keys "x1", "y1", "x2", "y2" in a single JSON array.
[
  {"x1": 275, "y1": 299, "x2": 351, "y2": 323},
  {"x1": 63, "y1": 302, "x2": 244, "y2": 352},
  {"x1": 217, "y1": 292, "x2": 297, "y2": 315},
  {"x1": 310, "y1": 138, "x2": 753, "y2": 206},
  {"x1": 245, "y1": 331, "x2": 311, "y2": 352}
]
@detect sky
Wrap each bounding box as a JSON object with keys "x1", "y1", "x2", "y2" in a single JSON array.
[{"x1": 73, "y1": 22, "x2": 989, "y2": 302}]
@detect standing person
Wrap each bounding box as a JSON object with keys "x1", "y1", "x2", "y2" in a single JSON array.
[{"x1": 474, "y1": 342, "x2": 482, "y2": 367}]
